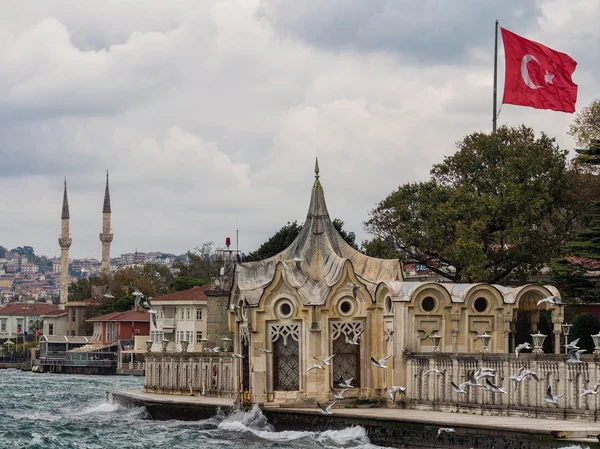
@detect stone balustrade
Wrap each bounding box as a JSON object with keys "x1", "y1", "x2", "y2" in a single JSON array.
[
  {"x1": 145, "y1": 353, "x2": 237, "y2": 399},
  {"x1": 404, "y1": 353, "x2": 600, "y2": 420}
]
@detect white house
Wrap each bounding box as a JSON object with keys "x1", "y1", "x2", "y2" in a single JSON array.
[
  {"x1": 0, "y1": 303, "x2": 61, "y2": 340},
  {"x1": 149, "y1": 285, "x2": 211, "y2": 352}
]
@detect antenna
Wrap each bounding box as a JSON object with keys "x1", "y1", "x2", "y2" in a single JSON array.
[{"x1": 236, "y1": 217, "x2": 239, "y2": 255}]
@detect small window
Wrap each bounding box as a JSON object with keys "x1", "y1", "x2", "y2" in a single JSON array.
[
  {"x1": 474, "y1": 297, "x2": 488, "y2": 313},
  {"x1": 186, "y1": 308, "x2": 191, "y2": 320},
  {"x1": 196, "y1": 331, "x2": 203, "y2": 343},
  {"x1": 421, "y1": 296, "x2": 435, "y2": 312},
  {"x1": 49, "y1": 324, "x2": 54, "y2": 335},
  {"x1": 277, "y1": 300, "x2": 294, "y2": 319},
  {"x1": 385, "y1": 296, "x2": 393, "y2": 314},
  {"x1": 196, "y1": 309, "x2": 203, "y2": 320}
]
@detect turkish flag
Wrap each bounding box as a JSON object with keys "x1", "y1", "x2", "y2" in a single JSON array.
[{"x1": 501, "y1": 27, "x2": 578, "y2": 113}]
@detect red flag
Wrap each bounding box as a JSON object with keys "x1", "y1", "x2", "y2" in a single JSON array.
[{"x1": 501, "y1": 27, "x2": 578, "y2": 113}]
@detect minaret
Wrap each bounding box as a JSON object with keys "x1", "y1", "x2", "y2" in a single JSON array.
[
  {"x1": 99, "y1": 171, "x2": 113, "y2": 273},
  {"x1": 58, "y1": 179, "x2": 72, "y2": 310}
]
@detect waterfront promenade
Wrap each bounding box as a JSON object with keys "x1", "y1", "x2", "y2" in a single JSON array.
[{"x1": 111, "y1": 390, "x2": 600, "y2": 449}]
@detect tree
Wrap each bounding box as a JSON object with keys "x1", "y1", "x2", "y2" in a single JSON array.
[
  {"x1": 361, "y1": 237, "x2": 397, "y2": 259},
  {"x1": 365, "y1": 125, "x2": 584, "y2": 284},
  {"x1": 172, "y1": 241, "x2": 220, "y2": 281},
  {"x1": 245, "y1": 219, "x2": 359, "y2": 262},
  {"x1": 570, "y1": 312, "x2": 600, "y2": 353},
  {"x1": 170, "y1": 277, "x2": 208, "y2": 292},
  {"x1": 569, "y1": 98, "x2": 600, "y2": 147},
  {"x1": 0, "y1": 245, "x2": 6, "y2": 258}
]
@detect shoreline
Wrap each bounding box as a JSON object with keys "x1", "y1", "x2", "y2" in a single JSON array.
[{"x1": 110, "y1": 390, "x2": 600, "y2": 449}]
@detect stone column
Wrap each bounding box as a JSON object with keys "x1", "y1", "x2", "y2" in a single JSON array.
[{"x1": 529, "y1": 311, "x2": 540, "y2": 333}]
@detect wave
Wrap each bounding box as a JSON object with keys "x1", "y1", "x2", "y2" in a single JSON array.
[{"x1": 76, "y1": 402, "x2": 119, "y2": 414}]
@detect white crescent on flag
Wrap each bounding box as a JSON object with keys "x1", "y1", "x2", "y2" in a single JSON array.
[{"x1": 520, "y1": 54, "x2": 544, "y2": 89}]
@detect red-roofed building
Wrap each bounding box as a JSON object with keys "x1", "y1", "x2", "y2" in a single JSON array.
[
  {"x1": 0, "y1": 303, "x2": 60, "y2": 339},
  {"x1": 87, "y1": 310, "x2": 150, "y2": 345},
  {"x1": 150, "y1": 285, "x2": 211, "y2": 352}
]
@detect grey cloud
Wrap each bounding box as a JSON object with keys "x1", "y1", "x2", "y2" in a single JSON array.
[{"x1": 257, "y1": 0, "x2": 541, "y2": 63}]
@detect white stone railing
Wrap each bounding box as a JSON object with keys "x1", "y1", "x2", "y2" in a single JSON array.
[
  {"x1": 404, "y1": 353, "x2": 600, "y2": 420},
  {"x1": 144, "y1": 353, "x2": 236, "y2": 399}
]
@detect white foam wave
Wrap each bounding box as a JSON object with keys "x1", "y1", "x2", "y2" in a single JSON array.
[
  {"x1": 77, "y1": 402, "x2": 119, "y2": 414},
  {"x1": 317, "y1": 426, "x2": 370, "y2": 446},
  {"x1": 559, "y1": 446, "x2": 591, "y2": 449},
  {"x1": 12, "y1": 411, "x2": 61, "y2": 422}
]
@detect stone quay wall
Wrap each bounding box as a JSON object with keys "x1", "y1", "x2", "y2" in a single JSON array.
[
  {"x1": 144, "y1": 353, "x2": 237, "y2": 399},
  {"x1": 404, "y1": 353, "x2": 600, "y2": 420}
]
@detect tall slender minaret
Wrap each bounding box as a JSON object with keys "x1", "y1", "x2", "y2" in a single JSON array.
[
  {"x1": 99, "y1": 171, "x2": 113, "y2": 273},
  {"x1": 58, "y1": 178, "x2": 72, "y2": 310}
]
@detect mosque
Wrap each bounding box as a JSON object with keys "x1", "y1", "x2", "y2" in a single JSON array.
[{"x1": 227, "y1": 160, "x2": 566, "y2": 407}]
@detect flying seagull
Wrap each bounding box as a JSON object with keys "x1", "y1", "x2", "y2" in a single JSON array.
[
  {"x1": 388, "y1": 385, "x2": 407, "y2": 402},
  {"x1": 317, "y1": 402, "x2": 337, "y2": 415},
  {"x1": 423, "y1": 369, "x2": 446, "y2": 376},
  {"x1": 347, "y1": 282, "x2": 360, "y2": 299},
  {"x1": 313, "y1": 355, "x2": 335, "y2": 366},
  {"x1": 260, "y1": 348, "x2": 272, "y2": 354},
  {"x1": 231, "y1": 353, "x2": 244, "y2": 359},
  {"x1": 544, "y1": 385, "x2": 564, "y2": 404},
  {"x1": 371, "y1": 355, "x2": 392, "y2": 369},
  {"x1": 567, "y1": 348, "x2": 586, "y2": 364},
  {"x1": 346, "y1": 331, "x2": 363, "y2": 346},
  {"x1": 485, "y1": 379, "x2": 507, "y2": 394},
  {"x1": 515, "y1": 342, "x2": 532, "y2": 359},
  {"x1": 564, "y1": 338, "x2": 580, "y2": 351},
  {"x1": 474, "y1": 367, "x2": 496, "y2": 381},
  {"x1": 537, "y1": 296, "x2": 562, "y2": 307},
  {"x1": 337, "y1": 377, "x2": 354, "y2": 389},
  {"x1": 307, "y1": 364, "x2": 326, "y2": 372},
  {"x1": 580, "y1": 385, "x2": 600, "y2": 398},
  {"x1": 450, "y1": 381, "x2": 469, "y2": 394},
  {"x1": 437, "y1": 428, "x2": 455, "y2": 438},
  {"x1": 330, "y1": 387, "x2": 349, "y2": 400},
  {"x1": 103, "y1": 287, "x2": 115, "y2": 300}
]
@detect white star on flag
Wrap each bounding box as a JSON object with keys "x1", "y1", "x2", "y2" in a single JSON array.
[{"x1": 544, "y1": 70, "x2": 554, "y2": 84}]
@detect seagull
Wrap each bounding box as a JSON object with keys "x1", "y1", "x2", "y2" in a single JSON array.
[
  {"x1": 474, "y1": 367, "x2": 496, "y2": 381},
  {"x1": 131, "y1": 284, "x2": 144, "y2": 298},
  {"x1": 437, "y1": 428, "x2": 455, "y2": 437},
  {"x1": 347, "y1": 282, "x2": 360, "y2": 299},
  {"x1": 317, "y1": 402, "x2": 337, "y2": 415},
  {"x1": 307, "y1": 364, "x2": 326, "y2": 372},
  {"x1": 313, "y1": 355, "x2": 335, "y2": 366},
  {"x1": 580, "y1": 385, "x2": 600, "y2": 398},
  {"x1": 211, "y1": 347, "x2": 221, "y2": 353},
  {"x1": 388, "y1": 386, "x2": 407, "y2": 402},
  {"x1": 567, "y1": 348, "x2": 586, "y2": 364},
  {"x1": 537, "y1": 296, "x2": 562, "y2": 307},
  {"x1": 564, "y1": 338, "x2": 580, "y2": 351},
  {"x1": 423, "y1": 369, "x2": 446, "y2": 376},
  {"x1": 544, "y1": 385, "x2": 564, "y2": 404},
  {"x1": 330, "y1": 387, "x2": 349, "y2": 400},
  {"x1": 103, "y1": 287, "x2": 115, "y2": 300},
  {"x1": 346, "y1": 331, "x2": 363, "y2": 345},
  {"x1": 371, "y1": 355, "x2": 392, "y2": 369},
  {"x1": 228, "y1": 304, "x2": 240, "y2": 312},
  {"x1": 450, "y1": 381, "x2": 469, "y2": 394},
  {"x1": 515, "y1": 342, "x2": 532, "y2": 359},
  {"x1": 337, "y1": 377, "x2": 354, "y2": 389},
  {"x1": 141, "y1": 295, "x2": 157, "y2": 328},
  {"x1": 260, "y1": 348, "x2": 272, "y2": 354},
  {"x1": 485, "y1": 379, "x2": 507, "y2": 394},
  {"x1": 231, "y1": 353, "x2": 244, "y2": 359}
]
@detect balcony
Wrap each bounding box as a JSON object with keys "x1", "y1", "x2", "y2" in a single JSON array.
[{"x1": 161, "y1": 318, "x2": 176, "y2": 329}]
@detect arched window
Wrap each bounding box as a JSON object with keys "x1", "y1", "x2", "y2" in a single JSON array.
[{"x1": 271, "y1": 324, "x2": 300, "y2": 390}]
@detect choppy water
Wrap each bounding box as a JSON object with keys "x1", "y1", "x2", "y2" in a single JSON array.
[{"x1": 0, "y1": 369, "x2": 385, "y2": 449}]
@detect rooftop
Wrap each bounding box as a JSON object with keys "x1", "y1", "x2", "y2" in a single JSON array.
[
  {"x1": 86, "y1": 309, "x2": 149, "y2": 323},
  {"x1": 151, "y1": 285, "x2": 212, "y2": 302},
  {"x1": 0, "y1": 303, "x2": 61, "y2": 316}
]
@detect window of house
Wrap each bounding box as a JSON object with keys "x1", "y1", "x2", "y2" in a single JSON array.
[
  {"x1": 196, "y1": 309, "x2": 203, "y2": 320},
  {"x1": 72, "y1": 310, "x2": 76, "y2": 322},
  {"x1": 186, "y1": 308, "x2": 191, "y2": 320},
  {"x1": 0, "y1": 319, "x2": 6, "y2": 332},
  {"x1": 271, "y1": 324, "x2": 300, "y2": 391},
  {"x1": 186, "y1": 331, "x2": 192, "y2": 342},
  {"x1": 180, "y1": 308, "x2": 185, "y2": 320},
  {"x1": 71, "y1": 330, "x2": 75, "y2": 336},
  {"x1": 49, "y1": 324, "x2": 54, "y2": 335},
  {"x1": 196, "y1": 331, "x2": 203, "y2": 343}
]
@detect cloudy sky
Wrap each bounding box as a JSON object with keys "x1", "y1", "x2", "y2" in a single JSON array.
[{"x1": 1, "y1": 0, "x2": 598, "y2": 260}]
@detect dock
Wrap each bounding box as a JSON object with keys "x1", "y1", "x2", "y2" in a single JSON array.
[{"x1": 110, "y1": 390, "x2": 600, "y2": 449}]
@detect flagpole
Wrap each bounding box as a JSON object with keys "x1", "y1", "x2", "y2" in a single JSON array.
[{"x1": 492, "y1": 19, "x2": 499, "y2": 134}]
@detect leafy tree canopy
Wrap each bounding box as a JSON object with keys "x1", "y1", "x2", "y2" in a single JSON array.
[
  {"x1": 361, "y1": 237, "x2": 397, "y2": 259},
  {"x1": 170, "y1": 276, "x2": 208, "y2": 292},
  {"x1": 0, "y1": 245, "x2": 6, "y2": 258},
  {"x1": 569, "y1": 98, "x2": 600, "y2": 147},
  {"x1": 172, "y1": 241, "x2": 220, "y2": 281},
  {"x1": 570, "y1": 312, "x2": 600, "y2": 353},
  {"x1": 245, "y1": 219, "x2": 358, "y2": 262},
  {"x1": 365, "y1": 125, "x2": 584, "y2": 284}
]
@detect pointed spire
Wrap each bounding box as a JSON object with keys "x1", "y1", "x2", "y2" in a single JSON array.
[
  {"x1": 61, "y1": 178, "x2": 70, "y2": 219},
  {"x1": 314, "y1": 157, "x2": 320, "y2": 187},
  {"x1": 103, "y1": 170, "x2": 111, "y2": 213},
  {"x1": 307, "y1": 159, "x2": 329, "y2": 234}
]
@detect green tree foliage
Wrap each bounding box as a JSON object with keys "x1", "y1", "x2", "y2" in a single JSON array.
[
  {"x1": 365, "y1": 125, "x2": 583, "y2": 284},
  {"x1": 172, "y1": 241, "x2": 219, "y2": 281},
  {"x1": 570, "y1": 312, "x2": 600, "y2": 353},
  {"x1": 245, "y1": 219, "x2": 358, "y2": 262},
  {"x1": 569, "y1": 98, "x2": 600, "y2": 147},
  {"x1": 361, "y1": 237, "x2": 397, "y2": 259},
  {"x1": 0, "y1": 245, "x2": 6, "y2": 258},
  {"x1": 170, "y1": 277, "x2": 208, "y2": 292}
]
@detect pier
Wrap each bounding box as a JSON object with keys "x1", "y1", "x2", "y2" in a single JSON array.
[{"x1": 110, "y1": 390, "x2": 600, "y2": 449}]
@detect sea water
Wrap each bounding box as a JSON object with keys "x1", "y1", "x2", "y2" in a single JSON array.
[
  {"x1": 0, "y1": 369, "x2": 591, "y2": 449},
  {"x1": 0, "y1": 369, "x2": 383, "y2": 449}
]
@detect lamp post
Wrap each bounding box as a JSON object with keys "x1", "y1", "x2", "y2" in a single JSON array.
[
  {"x1": 145, "y1": 340, "x2": 153, "y2": 353},
  {"x1": 199, "y1": 337, "x2": 209, "y2": 352},
  {"x1": 479, "y1": 331, "x2": 492, "y2": 354},
  {"x1": 561, "y1": 323, "x2": 572, "y2": 354},
  {"x1": 531, "y1": 332, "x2": 547, "y2": 354},
  {"x1": 429, "y1": 332, "x2": 441, "y2": 353},
  {"x1": 180, "y1": 340, "x2": 189, "y2": 353},
  {"x1": 161, "y1": 339, "x2": 169, "y2": 353},
  {"x1": 591, "y1": 332, "x2": 600, "y2": 355}
]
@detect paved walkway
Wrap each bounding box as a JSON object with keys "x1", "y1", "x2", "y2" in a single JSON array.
[{"x1": 112, "y1": 390, "x2": 235, "y2": 407}]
